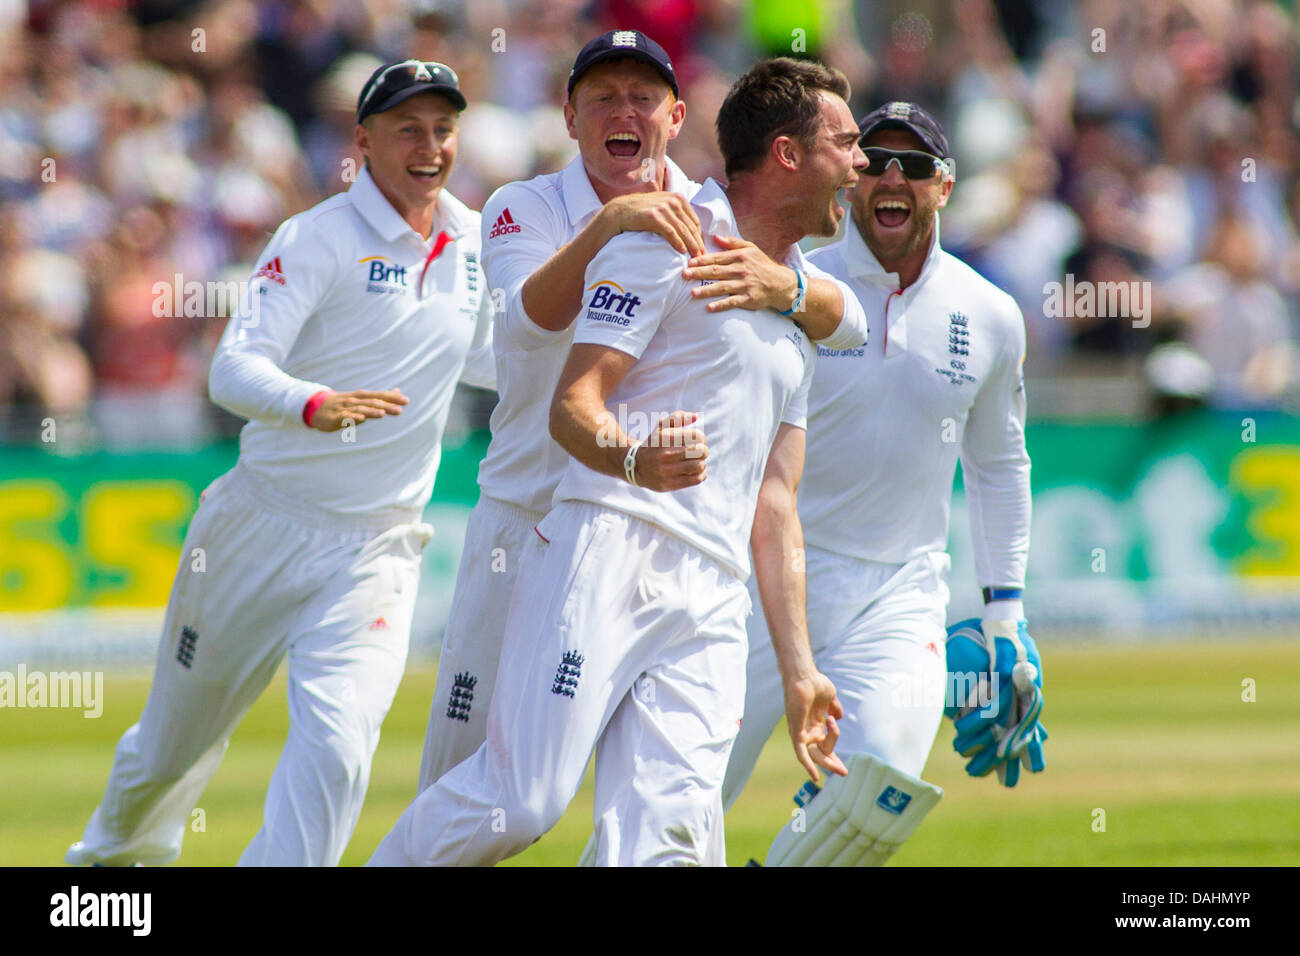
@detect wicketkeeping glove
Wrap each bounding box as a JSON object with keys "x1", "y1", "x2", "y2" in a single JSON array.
[{"x1": 943, "y1": 618, "x2": 1047, "y2": 788}]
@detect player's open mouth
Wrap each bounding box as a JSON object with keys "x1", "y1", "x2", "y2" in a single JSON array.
[
  {"x1": 874, "y1": 199, "x2": 911, "y2": 229},
  {"x1": 605, "y1": 132, "x2": 640, "y2": 158},
  {"x1": 409, "y1": 164, "x2": 442, "y2": 181}
]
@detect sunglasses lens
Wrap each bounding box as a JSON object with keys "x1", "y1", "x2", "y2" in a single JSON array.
[{"x1": 864, "y1": 149, "x2": 939, "y2": 179}]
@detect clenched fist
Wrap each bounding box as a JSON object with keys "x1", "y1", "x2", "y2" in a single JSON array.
[{"x1": 630, "y1": 410, "x2": 708, "y2": 492}]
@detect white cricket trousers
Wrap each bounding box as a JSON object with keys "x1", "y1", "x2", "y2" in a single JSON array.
[
  {"x1": 67, "y1": 464, "x2": 432, "y2": 866},
  {"x1": 417, "y1": 496, "x2": 543, "y2": 793},
  {"x1": 368, "y1": 500, "x2": 750, "y2": 867},
  {"x1": 722, "y1": 547, "x2": 950, "y2": 809}
]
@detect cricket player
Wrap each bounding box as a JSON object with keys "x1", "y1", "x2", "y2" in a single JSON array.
[
  {"x1": 417, "y1": 30, "x2": 869, "y2": 799},
  {"x1": 66, "y1": 60, "x2": 495, "y2": 867},
  {"x1": 722, "y1": 102, "x2": 1044, "y2": 867},
  {"x1": 370, "y1": 57, "x2": 868, "y2": 867}
]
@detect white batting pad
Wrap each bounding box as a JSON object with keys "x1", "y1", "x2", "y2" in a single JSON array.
[{"x1": 765, "y1": 753, "x2": 943, "y2": 867}]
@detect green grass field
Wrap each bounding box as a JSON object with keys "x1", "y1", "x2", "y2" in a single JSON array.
[{"x1": 3, "y1": 639, "x2": 1298, "y2": 866}]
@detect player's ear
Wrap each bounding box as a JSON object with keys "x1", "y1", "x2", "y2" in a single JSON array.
[
  {"x1": 563, "y1": 100, "x2": 579, "y2": 142},
  {"x1": 666, "y1": 96, "x2": 686, "y2": 140},
  {"x1": 935, "y1": 174, "x2": 954, "y2": 210},
  {"x1": 354, "y1": 121, "x2": 371, "y2": 157},
  {"x1": 771, "y1": 134, "x2": 799, "y2": 173}
]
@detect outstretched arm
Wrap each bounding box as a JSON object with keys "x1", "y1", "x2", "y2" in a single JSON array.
[{"x1": 750, "y1": 422, "x2": 847, "y2": 783}]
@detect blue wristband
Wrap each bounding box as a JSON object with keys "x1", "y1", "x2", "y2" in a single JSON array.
[
  {"x1": 982, "y1": 587, "x2": 1023, "y2": 604},
  {"x1": 777, "y1": 268, "x2": 806, "y2": 316}
]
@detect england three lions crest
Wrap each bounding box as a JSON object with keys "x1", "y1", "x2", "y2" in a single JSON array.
[{"x1": 935, "y1": 311, "x2": 976, "y2": 385}]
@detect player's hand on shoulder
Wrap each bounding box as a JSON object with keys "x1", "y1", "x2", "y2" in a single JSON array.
[
  {"x1": 602, "y1": 190, "x2": 705, "y2": 257},
  {"x1": 782, "y1": 668, "x2": 848, "y2": 784},
  {"x1": 308, "y1": 388, "x2": 409, "y2": 432},
  {"x1": 630, "y1": 410, "x2": 708, "y2": 492},
  {"x1": 682, "y1": 234, "x2": 798, "y2": 314}
]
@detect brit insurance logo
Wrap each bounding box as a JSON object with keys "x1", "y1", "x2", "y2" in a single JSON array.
[
  {"x1": 359, "y1": 255, "x2": 408, "y2": 295},
  {"x1": 585, "y1": 279, "x2": 641, "y2": 327},
  {"x1": 817, "y1": 345, "x2": 865, "y2": 358},
  {"x1": 934, "y1": 310, "x2": 976, "y2": 386}
]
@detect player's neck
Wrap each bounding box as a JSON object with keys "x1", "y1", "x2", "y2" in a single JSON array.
[
  {"x1": 866, "y1": 223, "x2": 935, "y2": 291},
  {"x1": 404, "y1": 201, "x2": 440, "y2": 241},
  {"x1": 725, "y1": 180, "x2": 801, "y2": 263},
  {"x1": 587, "y1": 157, "x2": 669, "y2": 205},
  {"x1": 372, "y1": 177, "x2": 441, "y2": 240}
]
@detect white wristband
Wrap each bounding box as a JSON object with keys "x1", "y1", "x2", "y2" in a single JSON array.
[{"x1": 623, "y1": 439, "x2": 645, "y2": 487}]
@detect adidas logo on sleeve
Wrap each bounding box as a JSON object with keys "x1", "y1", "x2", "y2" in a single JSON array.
[
  {"x1": 254, "y1": 256, "x2": 287, "y2": 285},
  {"x1": 488, "y1": 208, "x2": 521, "y2": 239}
]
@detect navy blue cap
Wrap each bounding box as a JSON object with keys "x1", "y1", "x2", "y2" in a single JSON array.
[
  {"x1": 858, "y1": 101, "x2": 950, "y2": 158},
  {"x1": 568, "y1": 30, "x2": 678, "y2": 99},
  {"x1": 356, "y1": 59, "x2": 466, "y2": 124}
]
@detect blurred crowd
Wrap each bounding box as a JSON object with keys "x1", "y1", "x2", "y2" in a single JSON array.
[{"x1": 1, "y1": 0, "x2": 1298, "y2": 447}]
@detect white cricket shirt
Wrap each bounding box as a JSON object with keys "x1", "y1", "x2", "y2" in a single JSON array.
[
  {"x1": 800, "y1": 217, "x2": 1031, "y2": 589},
  {"x1": 474, "y1": 155, "x2": 699, "y2": 515},
  {"x1": 208, "y1": 164, "x2": 495, "y2": 522},
  {"x1": 553, "y1": 178, "x2": 836, "y2": 580}
]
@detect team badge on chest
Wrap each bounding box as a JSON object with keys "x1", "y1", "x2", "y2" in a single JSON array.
[{"x1": 934, "y1": 310, "x2": 977, "y2": 385}]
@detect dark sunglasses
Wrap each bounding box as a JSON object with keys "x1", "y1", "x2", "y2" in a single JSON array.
[
  {"x1": 357, "y1": 60, "x2": 461, "y2": 117},
  {"x1": 862, "y1": 147, "x2": 947, "y2": 179}
]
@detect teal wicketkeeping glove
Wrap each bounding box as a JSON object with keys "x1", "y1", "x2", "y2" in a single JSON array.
[{"x1": 944, "y1": 618, "x2": 1047, "y2": 787}]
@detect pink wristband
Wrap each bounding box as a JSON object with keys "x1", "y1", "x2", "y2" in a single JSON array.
[{"x1": 302, "y1": 390, "x2": 334, "y2": 427}]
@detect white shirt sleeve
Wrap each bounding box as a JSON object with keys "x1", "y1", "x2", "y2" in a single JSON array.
[
  {"x1": 960, "y1": 294, "x2": 1032, "y2": 591},
  {"x1": 208, "y1": 214, "x2": 337, "y2": 427},
  {"x1": 781, "y1": 347, "x2": 815, "y2": 429},
  {"x1": 572, "y1": 232, "x2": 685, "y2": 359},
  {"x1": 479, "y1": 181, "x2": 570, "y2": 352},
  {"x1": 802, "y1": 256, "x2": 869, "y2": 350},
  {"x1": 458, "y1": 283, "x2": 498, "y2": 390}
]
